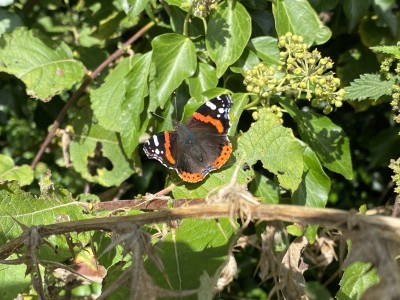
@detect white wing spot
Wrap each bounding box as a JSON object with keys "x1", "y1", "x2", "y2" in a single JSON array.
[
  {"x1": 155, "y1": 149, "x2": 160, "y2": 155},
  {"x1": 206, "y1": 101, "x2": 217, "y2": 110},
  {"x1": 153, "y1": 135, "x2": 159, "y2": 146},
  {"x1": 218, "y1": 107, "x2": 225, "y2": 114}
]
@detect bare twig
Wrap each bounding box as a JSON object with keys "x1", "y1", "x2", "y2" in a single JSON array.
[{"x1": 31, "y1": 21, "x2": 156, "y2": 169}]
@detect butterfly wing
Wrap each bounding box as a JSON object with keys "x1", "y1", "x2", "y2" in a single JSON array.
[
  {"x1": 143, "y1": 131, "x2": 179, "y2": 169},
  {"x1": 185, "y1": 94, "x2": 232, "y2": 135}
]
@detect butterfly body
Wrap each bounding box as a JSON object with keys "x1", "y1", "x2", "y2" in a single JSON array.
[{"x1": 143, "y1": 94, "x2": 233, "y2": 183}]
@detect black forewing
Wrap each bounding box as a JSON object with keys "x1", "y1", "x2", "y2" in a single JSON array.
[
  {"x1": 185, "y1": 94, "x2": 232, "y2": 135},
  {"x1": 143, "y1": 131, "x2": 179, "y2": 169}
]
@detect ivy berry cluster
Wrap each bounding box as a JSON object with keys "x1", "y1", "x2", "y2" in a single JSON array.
[{"x1": 243, "y1": 32, "x2": 345, "y2": 114}]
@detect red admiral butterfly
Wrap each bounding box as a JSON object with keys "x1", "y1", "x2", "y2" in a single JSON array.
[{"x1": 144, "y1": 94, "x2": 233, "y2": 183}]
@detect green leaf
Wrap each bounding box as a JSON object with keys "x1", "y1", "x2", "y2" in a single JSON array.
[
  {"x1": 249, "y1": 172, "x2": 280, "y2": 204},
  {"x1": 272, "y1": 0, "x2": 332, "y2": 45},
  {"x1": 0, "y1": 255, "x2": 30, "y2": 299},
  {"x1": 69, "y1": 108, "x2": 135, "y2": 187},
  {"x1": 0, "y1": 154, "x2": 33, "y2": 186},
  {"x1": 187, "y1": 62, "x2": 218, "y2": 102},
  {"x1": 370, "y1": 45, "x2": 400, "y2": 58},
  {"x1": 238, "y1": 109, "x2": 304, "y2": 192},
  {"x1": 146, "y1": 219, "x2": 236, "y2": 293},
  {"x1": 152, "y1": 33, "x2": 197, "y2": 107},
  {"x1": 0, "y1": 181, "x2": 88, "y2": 261},
  {"x1": 344, "y1": 73, "x2": 395, "y2": 101},
  {"x1": 343, "y1": 0, "x2": 372, "y2": 31},
  {"x1": 206, "y1": 1, "x2": 252, "y2": 78},
  {"x1": 91, "y1": 53, "x2": 152, "y2": 155},
  {"x1": 0, "y1": 27, "x2": 85, "y2": 101},
  {"x1": 247, "y1": 36, "x2": 280, "y2": 66},
  {"x1": 287, "y1": 224, "x2": 303, "y2": 236},
  {"x1": 282, "y1": 100, "x2": 353, "y2": 180},
  {"x1": 306, "y1": 281, "x2": 333, "y2": 300},
  {"x1": 336, "y1": 262, "x2": 380, "y2": 300},
  {"x1": 127, "y1": 0, "x2": 149, "y2": 18},
  {"x1": 293, "y1": 146, "x2": 331, "y2": 207}
]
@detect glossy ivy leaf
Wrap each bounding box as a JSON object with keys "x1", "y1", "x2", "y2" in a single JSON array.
[
  {"x1": 152, "y1": 33, "x2": 197, "y2": 107},
  {"x1": 206, "y1": 0, "x2": 252, "y2": 78},
  {"x1": 0, "y1": 154, "x2": 33, "y2": 186},
  {"x1": 0, "y1": 27, "x2": 85, "y2": 101},
  {"x1": 293, "y1": 146, "x2": 331, "y2": 208},
  {"x1": 281, "y1": 100, "x2": 353, "y2": 180},
  {"x1": 91, "y1": 53, "x2": 152, "y2": 155},
  {"x1": 0, "y1": 181, "x2": 89, "y2": 261},
  {"x1": 70, "y1": 108, "x2": 134, "y2": 187},
  {"x1": 0, "y1": 254, "x2": 30, "y2": 299},
  {"x1": 238, "y1": 109, "x2": 304, "y2": 192},
  {"x1": 336, "y1": 262, "x2": 380, "y2": 300},
  {"x1": 146, "y1": 218, "x2": 236, "y2": 293},
  {"x1": 187, "y1": 62, "x2": 218, "y2": 102},
  {"x1": 344, "y1": 73, "x2": 395, "y2": 101},
  {"x1": 247, "y1": 36, "x2": 280, "y2": 66},
  {"x1": 272, "y1": 0, "x2": 331, "y2": 45}
]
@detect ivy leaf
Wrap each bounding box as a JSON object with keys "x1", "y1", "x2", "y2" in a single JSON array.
[
  {"x1": 152, "y1": 33, "x2": 197, "y2": 107},
  {"x1": 186, "y1": 62, "x2": 218, "y2": 102},
  {"x1": 336, "y1": 262, "x2": 380, "y2": 300},
  {"x1": 146, "y1": 219, "x2": 236, "y2": 291},
  {"x1": 0, "y1": 154, "x2": 33, "y2": 186},
  {"x1": 344, "y1": 73, "x2": 395, "y2": 101},
  {"x1": 247, "y1": 36, "x2": 280, "y2": 66},
  {"x1": 206, "y1": 0, "x2": 252, "y2": 78},
  {"x1": 0, "y1": 27, "x2": 85, "y2": 101},
  {"x1": 0, "y1": 181, "x2": 89, "y2": 261},
  {"x1": 91, "y1": 53, "x2": 152, "y2": 155},
  {"x1": 370, "y1": 45, "x2": 400, "y2": 58},
  {"x1": 238, "y1": 109, "x2": 304, "y2": 192},
  {"x1": 282, "y1": 100, "x2": 353, "y2": 180},
  {"x1": 272, "y1": 0, "x2": 331, "y2": 45},
  {"x1": 70, "y1": 108, "x2": 135, "y2": 187}
]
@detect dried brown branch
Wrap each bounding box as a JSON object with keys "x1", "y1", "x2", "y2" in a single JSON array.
[{"x1": 2, "y1": 203, "x2": 400, "y2": 260}]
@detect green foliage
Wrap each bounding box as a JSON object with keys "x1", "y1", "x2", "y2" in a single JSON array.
[
  {"x1": 337, "y1": 262, "x2": 380, "y2": 300},
  {"x1": 0, "y1": 0, "x2": 397, "y2": 298},
  {"x1": 344, "y1": 73, "x2": 395, "y2": 101},
  {"x1": 0, "y1": 28, "x2": 85, "y2": 101},
  {"x1": 0, "y1": 154, "x2": 33, "y2": 185}
]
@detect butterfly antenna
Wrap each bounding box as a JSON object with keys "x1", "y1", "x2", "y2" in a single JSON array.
[
  {"x1": 173, "y1": 91, "x2": 178, "y2": 120},
  {"x1": 150, "y1": 111, "x2": 164, "y2": 120}
]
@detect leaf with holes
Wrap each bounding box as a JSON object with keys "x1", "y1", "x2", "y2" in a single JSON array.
[
  {"x1": 69, "y1": 108, "x2": 135, "y2": 187},
  {"x1": 238, "y1": 109, "x2": 304, "y2": 192}
]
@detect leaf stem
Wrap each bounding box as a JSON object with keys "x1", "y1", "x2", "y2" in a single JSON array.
[{"x1": 30, "y1": 21, "x2": 156, "y2": 170}]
